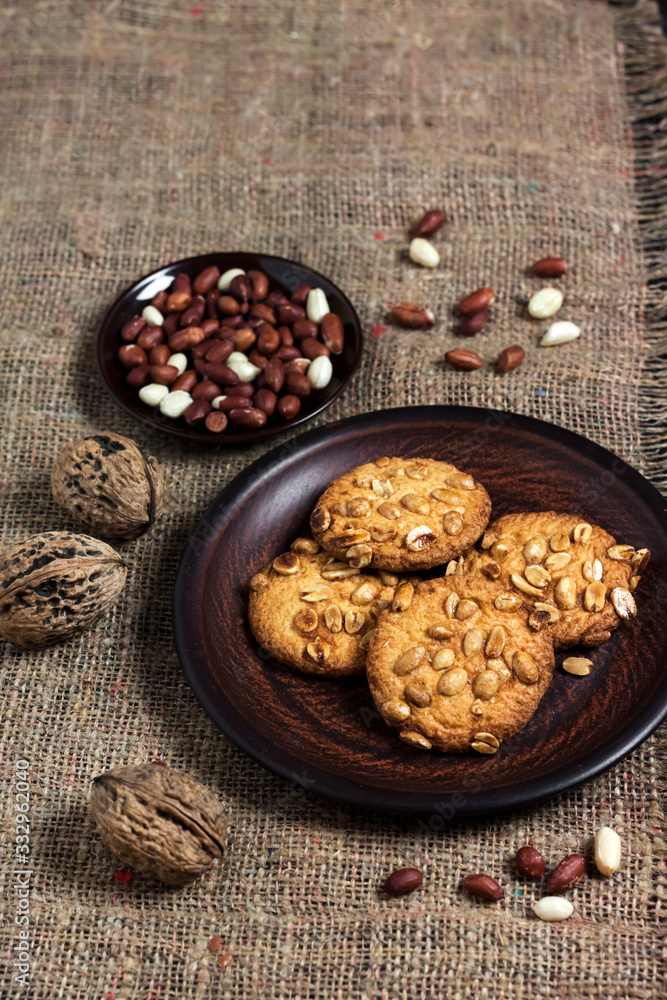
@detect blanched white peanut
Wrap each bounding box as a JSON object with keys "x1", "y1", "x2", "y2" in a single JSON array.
[
  {"x1": 528, "y1": 287, "x2": 563, "y2": 318},
  {"x1": 139, "y1": 383, "x2": 169, "y2": 406},
  {"x1": 562, "y1": 656, "x2": 592, "y2": 676},
  {"x1": 159, "y1": 390, "x2": 193, "y2": 418},
  {"x1": 307, "y1": 355, "x2": 333, "y2": 389},
  {"x1": 218, "y1": 268, "x2": 245, "y2": 291},
  {"x1": 594, "y1": 827, "x2": 621, "y2": 876},
  {"x1": 142, "y1": 305, "x2": 164, "y2": 326},
  {"x1": 226, "y1": 357, "x2": 262, "y2": 382},
  {"x1": 228, "y1": 351, "x2": 249, "y2": 364},
  {"x1": 533, "y1": 897, "x2": 574, "y2": 922},
  {"x1": 540, "y1": 321, "x2": 581, "y2": 347},
  {"x1": 285, "y1": 358, "x2": 311, "y2": 374},
  {"x1": 211, "y1": 395, "x2": 227, "y2": 410},
  {"x1": 307, "y1": 288, "x2": 330, "y2": 323},
  {"x1": 167, "y1": 352, "x2": 187, "y2": 376},
  {"x1": 409, "y1": 238, "x2": 440, "y2": 268}
]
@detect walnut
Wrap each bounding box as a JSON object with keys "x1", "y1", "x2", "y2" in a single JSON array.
[
  {"x1": 90, "y1": 764, "x2": 226, "y2": 886},
  {"x1": 0, "y1": 531, "x2": 126, "y2": 647},
  {"x1": 51, "y1": 432, "x2": 164, "y2": 540}
]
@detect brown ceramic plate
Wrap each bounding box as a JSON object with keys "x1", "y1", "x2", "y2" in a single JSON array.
[
  {"x1": 173, "y1": 406, "x2": 667, "y2": 815},
  {"x1": 96, "y1": 252, "x2": 362, "y2": 444}
]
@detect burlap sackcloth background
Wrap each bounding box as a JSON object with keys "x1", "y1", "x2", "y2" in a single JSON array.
[{"x1": 0, "y1": 1, "x2": 665, "y2": 997}]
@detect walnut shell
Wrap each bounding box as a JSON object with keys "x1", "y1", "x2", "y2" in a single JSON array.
[
  {"x1": 0, "y1": 531, "x2": 126, "y2": 647},
  {"x1": 90, "y1": 764, "x2": 226, "y2": 886},
  {"x1": 51, "y1": 432, "x2": 163, "y2": 540}
]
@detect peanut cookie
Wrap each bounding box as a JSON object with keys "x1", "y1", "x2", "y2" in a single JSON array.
[
  {"x1": 309, "y1": 457, "x2": 491, "y2": 571},
  {"x1": 461, "y1": 512, "x2": 647, "y2": 649},
  {"x1": 248, "y1": 537, "x2": 408, "y2": 677},
  {"x1": 366, "y1": 575, "x2": 554, "y2": 753}
]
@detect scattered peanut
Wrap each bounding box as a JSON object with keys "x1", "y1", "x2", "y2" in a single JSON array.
[
  {"x1": 547, "y1": 854, "x2": 585, "y2": 893},
  {"x1": 594, "y1": 827, "x2": 621, "y2": 876},
  {"x1": 409, "y1": 238, "x2": 440, "y2": 268},
  {"x1": 497, "y1": 345, "x2": 525, "y2": 372},
  {"x1": 463, "y1": 874, "x2": 503, "y2": 901},
  {"x1": 306, "y1": 288, "x2": 330, "y2": 323},
  {"x1": 528, "y1": 287, "x2": 563, "y2": 318},
  {"x1": 562, "y1": 656, "x2": 592, "y2": 676},
  {"x1": 458, "y1": 288, "x2": 495, "y2": 315},
  {"x1": 459, "y1": 311, "x2": 488, "y2": 336},
  {"x1": 139, "y1": 383, "x2": 169, "y2": 407},
  {"x1": 531, "y1": 257, "x2": 567, "y2": 277},
  {"x1": 382, "y1": 868, "x2": 423, "y2": 896},
  {"x1": 391, "y1": 303, "x2": 436, "y2": 329},
  {"x1": 445, "y1": 348, "x2": 483, "y2": 371},
  {"x1": 159, "y1": 390, "x2": 193, "y2": 419},
  {"x1": 307, "y1": 355, "x2": 333, "y2": 389},
  {"x1": 533, "y1": 897, "x2": 574, "y2": 922},
  {"x1": 218, "y1": 268, "x2": 245, "y2": 291},
  {"x1": 516, "y1": 846, "x2": 546, "y2": 879},
  {"x1": 142, "y1": 304, "x2": 164, "y2": 326},
  {"x1": 540, "y1": 321, "x2": 581, "y2": 347},
  {"x1": 412, "y1": 209, "x2": 446, "y2": 238}
]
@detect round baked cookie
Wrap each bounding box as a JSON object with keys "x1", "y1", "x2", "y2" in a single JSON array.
[
  {"x1": 461, "y1": 513, "x2": 648, "y2": 650},
  {"x1": 248, "y1": 537, "x2": 408, "y2": 677},
  {"x1": 366, "y1": 575, "x2": 555, "y2": 753},
  {"x1": 309, "y1": 457, "x2": 491, "y2": 571}
]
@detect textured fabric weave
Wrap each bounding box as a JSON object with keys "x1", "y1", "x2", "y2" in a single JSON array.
[{"x1": 0, "y1": 2, "x2": 664, "y2": 997}]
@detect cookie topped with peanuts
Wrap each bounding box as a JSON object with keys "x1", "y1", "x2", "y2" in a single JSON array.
[
  {"x1": 461, "y1": 512, "x2": 647, "y2": 649},
  {"x1": 248, "y1": 537, "x2": 411, "y2": 677},
  {"x1": 366, "y1": 575, "x2": 555, "y2": 753},
  {"x1": 309, "y1": 457, "x2": 492, "y2": 571}
]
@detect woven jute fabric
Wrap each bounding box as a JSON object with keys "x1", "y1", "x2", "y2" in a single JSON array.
[{"x1": 0, "y1": 1, "x2": 665, "y2": 997}]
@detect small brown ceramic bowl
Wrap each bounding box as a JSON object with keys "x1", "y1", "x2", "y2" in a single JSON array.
[{"x1": 96, "y1": 252, "x2": 363, "y2": 445}]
